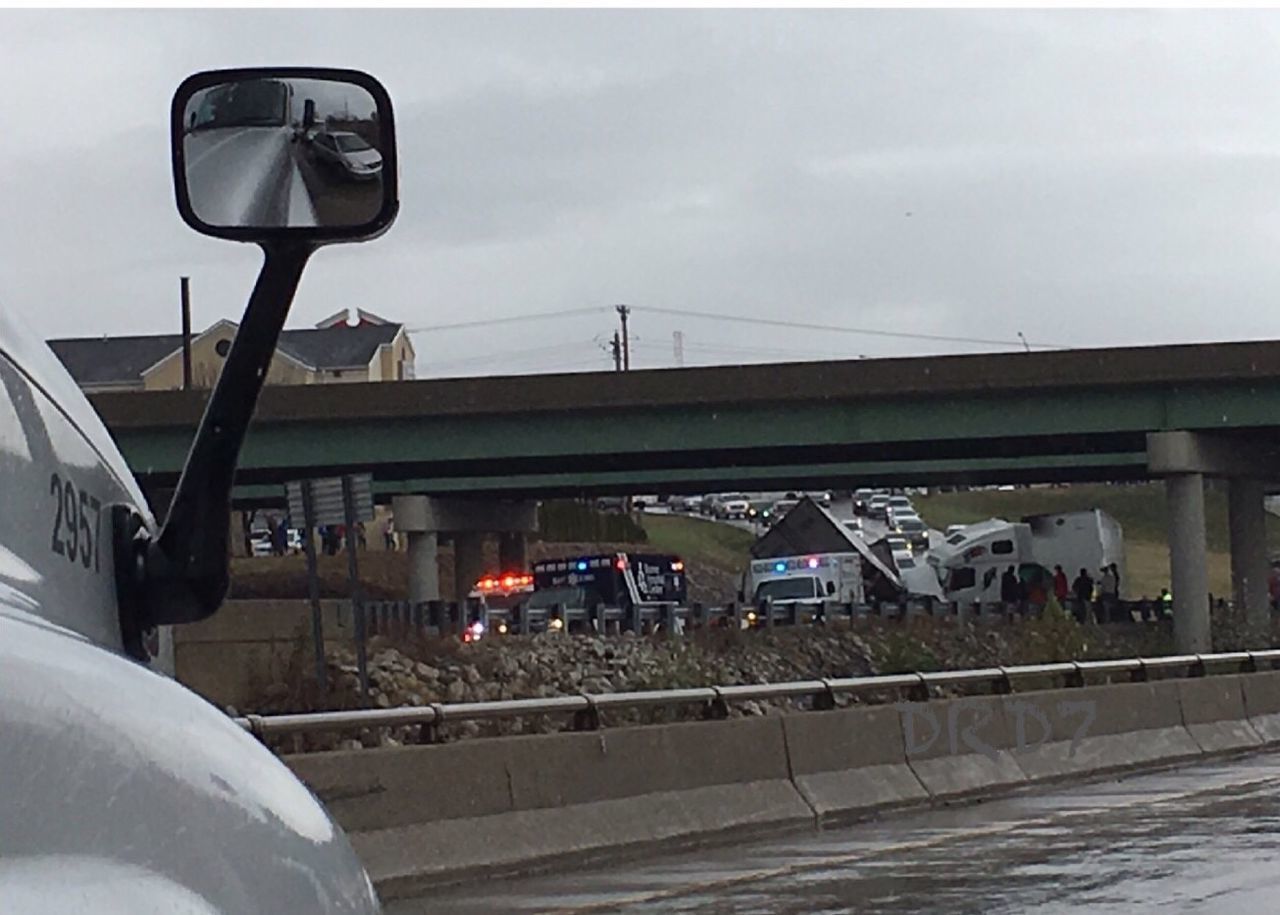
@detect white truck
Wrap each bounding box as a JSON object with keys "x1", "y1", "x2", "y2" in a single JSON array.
[{"x1": 929, "y1": 509, "x2": 1124, "y2": 605}]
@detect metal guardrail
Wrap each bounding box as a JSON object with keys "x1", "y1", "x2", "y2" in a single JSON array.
[
  {"x1": 359, "y1": 596, "x2": 1184, "y2": 640},
  {"x1": 234, "y1": 649, "x2": 1280, "y2": 742}
]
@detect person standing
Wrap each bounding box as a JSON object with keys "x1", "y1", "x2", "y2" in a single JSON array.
[
  {"x1": 1099, "y1": 565, "x2": 1118, "y2": 622},
  {"x1": 1072, "y1": 568, "x2": 1093, "y2": 623},
  {"x1": 1053, "y1": 565, "x2": 1069, "y2": 603},
  {"x1": 1001, "y1": 566, "x2": 1020, "y2": 611}
]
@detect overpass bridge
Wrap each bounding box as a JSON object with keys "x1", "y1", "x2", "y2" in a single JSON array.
[{"x1": 92, "y1": 338, "x2": 1280, "y2": 652}]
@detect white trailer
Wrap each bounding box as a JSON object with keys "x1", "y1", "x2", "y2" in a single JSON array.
[
  {"x1": 929, "y1": 510, "x2": 1125, "y2": 605},
  {"x1": 1023, "y1": 509, "x2": 1125, "y2": 583}
]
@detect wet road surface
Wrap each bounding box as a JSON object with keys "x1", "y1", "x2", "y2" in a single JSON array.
[{"x1": 390, "y1": 750, "x2": 1280, "y2": 914}]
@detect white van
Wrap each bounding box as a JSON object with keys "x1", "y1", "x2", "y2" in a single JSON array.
[{"x1": 743, "y1": 552, "x2": 865, "y2": 607}]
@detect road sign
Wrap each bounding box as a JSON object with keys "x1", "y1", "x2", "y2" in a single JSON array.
[{"x1": 286, "y1": 474, "x2": 373, "y2": 527}]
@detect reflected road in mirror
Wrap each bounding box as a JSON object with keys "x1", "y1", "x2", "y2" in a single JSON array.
[{"x1": 182, "y1": 77, "x2": 384, "y2": 229}]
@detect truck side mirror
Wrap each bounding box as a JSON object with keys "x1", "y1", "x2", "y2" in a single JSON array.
[
  {"x1": 826, "y1": 581, "x2": 836, "y2": 596},
  {"x1": 115, "y1": 68, "x2": 399, "y2": 653},
  {"x1": 174, "y1": 68, "x2": 397, "y2": 237}
]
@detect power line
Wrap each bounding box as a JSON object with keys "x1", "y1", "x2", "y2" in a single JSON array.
[
  {"x1": 423, "y1": 354, "x2": 613, "y2": 378},
  {"x1": 631, "y1": 339, "x2": 874, "y2": 361},
  {"x1": 420, "y1": 339, "x2": 593, "y2": 371},
  {"x1": 629, "y1": 304, "x2": 1065, "y2": 350},
  {"x1": 406, "y1": 305, "x2": 608, "y2": 334}
]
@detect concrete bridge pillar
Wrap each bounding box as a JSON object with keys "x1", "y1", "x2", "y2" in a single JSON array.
[
  {"x1": 1228, "y1": 477, "x2": 1270, "y2": 633},
  {"x1": 1166, "y1": 473, "x2": 1211, "y2": 653},
  {"x1": 393, "y1": 495, "x2": 441, "y2": 603},
  {"x1": 498, "y1": 531, "x2": 528, "y2": 571},
  {"x1": 453, "y1": 532, "x2": 487, "y2": 607},
  {"x1": 406, "y1": 531, "x2": 440, "y2": 603},
  {"x1": 391, "y1": 495, "x2": 539, "y2": 607}
]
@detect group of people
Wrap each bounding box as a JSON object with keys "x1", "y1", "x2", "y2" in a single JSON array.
[
  {"x1": 316, "y1": 522, "x2": 367, "y2": 556},
  {"x1": 996, "y1": 561, "x2": 1152, "y2": 623}
]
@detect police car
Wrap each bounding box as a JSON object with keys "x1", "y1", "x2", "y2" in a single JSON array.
[{"x1": 0, "y1": 67, "x2": 397, "y2": 911}]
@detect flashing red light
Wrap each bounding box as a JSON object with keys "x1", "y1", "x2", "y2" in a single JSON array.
[
  {"x1": 807, "y1": 557, "x2": 819, "y2": 569},
  {"x1": 475, "y1": 572, "x2": 533, "y2": 592},
  {"x1": 616, "y1": 558, "x2": 627, "y2": 570}
]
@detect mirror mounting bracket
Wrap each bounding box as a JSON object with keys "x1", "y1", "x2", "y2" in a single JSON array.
[{"x1": 117, "y1": 240, "x2": 314, "y2": 646}]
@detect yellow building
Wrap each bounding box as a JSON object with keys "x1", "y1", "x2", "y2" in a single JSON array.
[{"x1": 49, "y1": 308, "x2": 415, "y2": 394}]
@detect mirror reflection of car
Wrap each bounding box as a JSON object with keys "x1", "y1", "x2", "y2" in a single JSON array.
[{"x1": 312, "y1": 130, "x2": 383, "y2": 181}]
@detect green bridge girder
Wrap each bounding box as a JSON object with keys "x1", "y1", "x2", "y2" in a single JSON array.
[{"x1": 91, "y1": 339, "x2": 1280, "y2": 500}]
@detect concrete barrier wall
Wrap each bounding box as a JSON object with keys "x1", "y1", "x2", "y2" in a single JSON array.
[
  {"x1": 1176, "y1": 675, "x2": 1263, "y2": 753},
  {"x1": 900, "y1": 695, "x2": 1027, "y2": 799},
  {"x1": 289, "y1": 716, "x2": 813, "y2": 898},
  {"x1": 174, "y1": 600, "x2": 353, "y2": 709},
  {"x1": 1241, "y1": 671, "x2": 1280, "y2": 743},
  {"x1": 283, "y1": 672, "x2": 1280, "y2": 896},
  {"x1": 1004, "y1": 681, "x2": 1200, "y2": 782},
  {"x1": 782, "y1": 705, "x2": 929, "y2": 823}
]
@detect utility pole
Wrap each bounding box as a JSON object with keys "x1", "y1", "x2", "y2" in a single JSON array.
[
  {"x1": 180, "y1": 276, "x2": 193, "y2": 391},
  {"x1": 615, "y1": 304, "x2": 631, "y2": 370},
  {"x1": 611, "y1": 331, "x2": 623, "y2": 371}
]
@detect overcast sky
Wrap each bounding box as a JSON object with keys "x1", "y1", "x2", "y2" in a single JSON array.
[{"x1": 5, "y1": 8, "x2": 1280, "y2": 377}]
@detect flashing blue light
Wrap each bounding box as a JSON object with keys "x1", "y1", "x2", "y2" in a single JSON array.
[
  {"x1": 577, "y1": 561, "x2": 588, "y2": 571},
  {"x1": 774, "y1": 561, "x2": 786, "y2": 573}
]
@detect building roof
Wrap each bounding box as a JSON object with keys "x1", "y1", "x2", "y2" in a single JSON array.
[
  {"x1": 278, "y1": 322, "x2": 401, "y2": 370},
  {"x1": 48, "y1": 318, "x2": 405, "y2": 388},
  {"x1": 48, "y1": 333, "x2": 188, "y2": 388}
]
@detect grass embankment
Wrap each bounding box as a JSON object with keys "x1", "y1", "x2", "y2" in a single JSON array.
[
  {"x1": 914, "y1": 483, "x2": 1280, "y2": 601},
  {"x1": 639, "y1": 513, "x2": 755, "y2": 603},
  {"x1": 640, "y1": 514, "x2": 755, "y2": 573}
]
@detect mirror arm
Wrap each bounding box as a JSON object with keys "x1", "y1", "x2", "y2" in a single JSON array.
[{"x1": 122, "y1": 239, "x2": 314, "y2": 630}]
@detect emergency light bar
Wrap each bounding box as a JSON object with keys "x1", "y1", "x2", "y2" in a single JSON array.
[{"x1": 474, "y1": 573, "x2": 534, "y2": 592}]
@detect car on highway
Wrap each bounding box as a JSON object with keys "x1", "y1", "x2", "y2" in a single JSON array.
[
  {"x1": 885, "y1": 535, "x2": 914, "y2": 566},
  {"x1": 867, "y1": 493, "x2": 892, "y2": 520},
  {"x1": 714, "y1": 493, "x2": 752, "y2": 520},
  {"x1": 770, "y1": 498, "x2": 800, "y2": 520},
  {"x1": 311, "y1": 129, "x2": 384, "y2": 181},
  {"x1": 672, "y1": 495, "x2": 702, "y2": 512},
  {"x1": 892, "y1": 515, "x2": 930, "y2": 553},
  {"x1": 852, "y1": 488, "x2": 876, "y2": 515},
  {"x1": 249, "y1": 530, "x2": 274, "y2": 557},
  {"x1": 887, "y1": 494, "x2": 914, "y2": 517},
  {"x1": 886, "y1": 506, "x2": 921, "y2": 530},
  {"x1": 804, "y1": 490, "x2": 833, "y2": 507}
]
